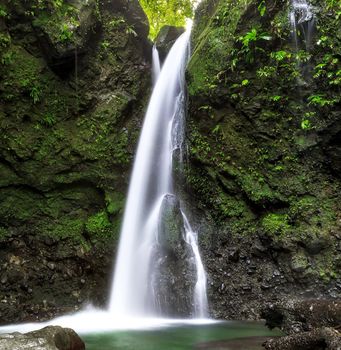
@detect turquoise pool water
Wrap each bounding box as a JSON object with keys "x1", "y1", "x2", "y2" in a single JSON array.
[{"x1": 83, "y1": 321, "x2": 280, "y2": 350}]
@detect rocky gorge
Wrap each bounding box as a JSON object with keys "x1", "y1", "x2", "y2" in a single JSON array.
[{"x1": 0, "y1": 0, "x2": 340, "y2": 343}]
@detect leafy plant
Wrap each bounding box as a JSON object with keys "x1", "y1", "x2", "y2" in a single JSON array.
[
  {"x1": 101, "y1": 41, "x2": 110, "y2": 49},
  {"x1": 0, "y1": 5, "x2": 8, "y2": 18},
  {"x1": 269, "y1": 95, "x2": 281, "y2": 102},
  {"x1": 40, "y1": 113, "x2": 56, "y2": 127},
  {"x1": 30, "y1": 84, "x2": 42, "y2": 104},
  {"x1": 59, "y1": 23, "x2": 73, "y2": 42},
  {"x1": 257, "y1": 66, "x2": 276, "y2": 78},
  {"x1": 258, "y1": 0, "x2": 266, "y2": 17},
  {"x1": 271, "y1": 50, "x2": 290, "y2": 61},
  {"x1": 301, "y1": 119, "x2": 311, "y2": 130},
  {"x1": 308, "y1": 94, "x2": 337, "y2": 107},
  {"x1": 238, "y1": 28, "x2": 272, "y2": 63},
  {"x1": 0, "y1": 33, "x2": 11, "y2": 48},
  {"x1": 126, "y1": 25, "x2": 137, "y2": 37},
  {"x1": 109, "y1": 17, "x2": 125, "y2": 27},
  {"x1": 1, "y1": 50, "x2": 14, "y2": 65}
]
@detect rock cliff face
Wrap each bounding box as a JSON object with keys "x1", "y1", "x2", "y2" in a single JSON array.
[
  {"x1": 0, "y1": 0, "x2": 151, "y2": 323},
  {"x1": 186, "y1": 0, "x2": 341, "y2": 319}
]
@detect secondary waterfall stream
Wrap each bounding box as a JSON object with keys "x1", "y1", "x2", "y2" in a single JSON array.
[
  {"x1": 290, "y1": 0, "x2": 315, "y2": 52},
  {"x1": 109, "y1": 27, "x2": 208, "y2": 318}
]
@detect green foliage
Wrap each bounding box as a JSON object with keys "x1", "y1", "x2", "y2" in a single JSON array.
[
  {"x1": 40, "y1": 113, "x2": 56, "y2": 127},
  {"x1": 269, "y1": 95, "x2": 282, "y2": 102},
  {"x1": 271, "y1": 50, "x2": 291, "y2": 61},
  {"x1": 314, "y1": 54, "x2": 340, "y2": 85},
  {"x1": 109, "y1": 17, "x2": 125, "y2": 27},
  {"x1": 237, "y1": 27, "x2": 271, "y2": 63},
  {"x1": 241, "y1": 79, "x2": 249, "y2": 86},
  {"x1": 1, "y1": 50, "x2": 14, "y2": 65},
  {"x1": 256, "y1": 66, "x2": 276, "y2": 78},
  {"x1": 101, "y1": 41, "x2": 110, "y2": 49},
  {"x1": 0, "y1": 5, "x2": 8, "y2": 18},
  {"x1": 126, "y1": 26, "x2": 138, "y2": 37},
  {"x1": 139, "y1": 0, "x2": 194, "y2": 40},
  {"x1": 257, "y1": 0, "x2": 266, "y2": 17},
  {"x1": 59, "y1": 23, "x2": 73, "y2": 42},
  {"x1": 308, "y1": 94, "x2": 337, "y2": 107},
  {"x1": 30, "y1": 84, "x2": 42, "y2": 104},
  {"x1": 0, "y1": 33, "x2": 11, "y2": 48},
  {"x1": 301, "y1": 119, "x2": 311, "y2": 130},
  {"x1": 0, "y1": 226, "x2": 9, "y2": 240}
]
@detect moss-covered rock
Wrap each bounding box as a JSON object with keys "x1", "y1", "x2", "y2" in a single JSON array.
[{"x1": 187, "y1": 0, "x2": 341, "y2": 319}]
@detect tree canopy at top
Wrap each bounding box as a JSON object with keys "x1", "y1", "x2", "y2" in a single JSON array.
[{"x1": 139, "y1": 0, "x2": 194, "y2": 40}]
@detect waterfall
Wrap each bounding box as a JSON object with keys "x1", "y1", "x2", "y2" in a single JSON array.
[
  {"x1": 152, "y1": 45, "x2": 161, "y2": 84},
  {"x1": 109, "y1": 27, "x2": 208, "y2": 318},
  {"x1": 289, "y1": 0, "x2": 315, "y2": 86},
  {"x1": 182, "y1": 212, "x2": 208, "y2": 318},
  {"x1": 290, "y1": 0, "x2": 315, "y2": 52}
]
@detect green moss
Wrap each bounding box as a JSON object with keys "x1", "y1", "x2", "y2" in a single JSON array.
[
  {"x1": 0, "y1": 188, "x2": 43, "y2": 223},
  {"x1": 237, "y1": 170, "x2": 284, "y2": 206},
  {"x1": 41, "y1": 216, "x2": 85, "y2": 243},
  {"x1": 218, "y1": 193, "x2": 247, "y2": 218},
  {"x1": 85, "y1": 210, "x2": 114, "y2": 239},
  {"x1": 105, "y1": 191, "x2": 124, "y2": 215},
  {"x1": 261, "y1": 213, "x2": 291, "y2": 235},
  {"x1": 188, "y1": 0, "x2": 254, "y2": 96},
  {"x1": 289, "y1": 196, "x2": 336, "y2": 228}
]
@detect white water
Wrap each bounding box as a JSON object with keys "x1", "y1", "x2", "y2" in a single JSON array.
[
  {"x1": 182, "y1": 212, "x2": 208, "y2": 318},
  {"x1": 0, "y1": 309, "x2": 215, "y2": 335},
  {"x1": 109, "y1": 26, "x2": 207, "y2": 318},
  {"x1": 152, "y1": 45, "x2": 161, "y2": 84},
  {"x1": 290, "y1": 0, "x2": 315, "y2": 51}
]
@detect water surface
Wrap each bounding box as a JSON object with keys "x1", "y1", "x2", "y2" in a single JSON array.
[{"x1": 83, "y1": 321, "x2": 280, "y2": 350}]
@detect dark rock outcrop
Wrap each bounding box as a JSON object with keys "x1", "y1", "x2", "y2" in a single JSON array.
[
  {"x1": 155, "y1": 25, "x2": 185, "y2": 61},
  {"x1": 0, "y1": 326, "x2": 85, "y2": 350},
  {"x1": 262, "y1": 299, "x2": 341, "y2": 334},
  {"x1": 263, "y1": 327, "x2": 341, "y2": 350}
]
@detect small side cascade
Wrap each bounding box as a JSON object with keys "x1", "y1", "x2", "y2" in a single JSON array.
[
  {"x1": 182, "y1": 211, "x2": 208, "y2": 318},
  {"x1": 290, "y1": 0, "x2": 315, "y2": 52},
  {"x1": 152, "y1": 45, "x2": 161, "y2": 84},
  {"x1": 289, "y1": 0, "x2": 316, "y2": 83}
]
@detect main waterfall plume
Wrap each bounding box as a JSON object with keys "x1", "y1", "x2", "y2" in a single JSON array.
[{"x1": 109, "y1": 27, "x2": 208, "y2": 318}]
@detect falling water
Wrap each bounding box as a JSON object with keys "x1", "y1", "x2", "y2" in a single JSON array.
[
  {"x1": 152, "y1": 46, "x2": 161, "y2": 84},
  {"x1": 290, "y1": 0, "x2": 315, "y2": 51},
  {"x1": 182, "y1": 212, "x2": 208, "y2": 318},
  {"x1": 109, "y1": 27, "x2": 208, "y2": 318}
]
